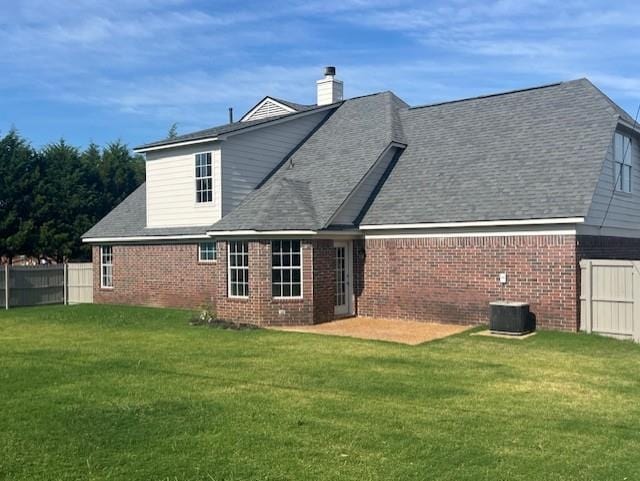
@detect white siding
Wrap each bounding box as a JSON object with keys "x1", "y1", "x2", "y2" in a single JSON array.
[
  {"x1": 221, "y1": 111, "x2": 327, "y2": 215},
  {"x1": 331, "y1": 147, "x2": 398, "y2": 225},
  {"x1": 146, "y1": 142, "x2": 222, "y2": 227},
  {"x1": 584, "y1": 129, "x2": 640, "y2": 235},
  {"x1": 243, "y1": 99, "x2": 294, "y2": 121}
]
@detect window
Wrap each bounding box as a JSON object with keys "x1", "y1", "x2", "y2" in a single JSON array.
[
  {"x1": 100, "y1": 246, "x2": 113, "y2": 288},
  {"x1": 198, "y1": 242, "x2": 217, "y2": 262},
  {"x1": 195, "y1": 152, "x2": 213, "y2": 203},
  {"x1": 271, "y1": 240, "x2": 302, "y2": 298},
  {"x1": 614, "y1": 132, "x2": 632, "y2": 193},
  {"x1": 228, "y1": 241, "x2": 249, "y2": 297}
]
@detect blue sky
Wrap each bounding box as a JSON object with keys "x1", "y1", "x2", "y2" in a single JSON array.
[{"x1": 1, "y1": 0, "x2": 639, "y2": 149}]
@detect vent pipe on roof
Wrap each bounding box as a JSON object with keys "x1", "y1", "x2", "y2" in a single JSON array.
[
  {"x1": 316, "y1": 66, "x2": 343, "y2": 106},
  {"x1": 228, "y1": 107, "x2": 234, "y2": 123}
]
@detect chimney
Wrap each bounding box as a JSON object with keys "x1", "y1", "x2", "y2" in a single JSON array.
[{"x1": 316, "y1": 66, "x2": 343, "y2": 106}]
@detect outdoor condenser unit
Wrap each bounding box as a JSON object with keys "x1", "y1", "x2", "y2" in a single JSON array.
[{"x1": 489, "y1": 301, "x2": 535, "y2": 335}]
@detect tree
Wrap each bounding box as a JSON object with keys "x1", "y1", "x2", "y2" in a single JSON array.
[
  {"x1": 167, "y1": 123, "x2": 178, "y2": 139},
  {"x1": 0, "y1": 132, "x2": 145, "y2": 262},
  {"x1": 32, "y1": 140, "x2": 92, "y2": 261},
  {"x1": 97, "y1": 141, "x2": 144, "y2": 218},
  {"x1": 0, "y1": 130, "x2": 39, "y2": 263}
]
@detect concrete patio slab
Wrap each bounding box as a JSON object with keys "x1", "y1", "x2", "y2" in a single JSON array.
[{"x1": 272, "y1": 316, "x2": 472, "y2": 345}]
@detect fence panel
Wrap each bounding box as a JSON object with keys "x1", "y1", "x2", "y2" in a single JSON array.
[
  {"x1": 580, "y1": 259, "x2": 640, "y2": 342},
  {"x1": 9, "y1": 265, "x2": 64, "y2": 307},
  {"x1": 0, "y1": 267, "x2": 5, "y2": 309},
  {"x1": 67, "y1": 263, "x2": 93, "y2": 304}
]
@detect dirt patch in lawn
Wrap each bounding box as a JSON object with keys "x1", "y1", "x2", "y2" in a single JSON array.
[{"x1": 272, "y1": 316, "x2": 472, "y2": 345}]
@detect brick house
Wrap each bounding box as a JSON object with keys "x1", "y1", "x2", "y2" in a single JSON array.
[{"x1": 83, "y1": 68, "x2": 640, "y2": 331}]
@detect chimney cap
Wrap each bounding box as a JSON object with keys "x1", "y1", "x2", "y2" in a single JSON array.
[{"x1": 324, "y1": 66, "x2": 336, "y2": 76}]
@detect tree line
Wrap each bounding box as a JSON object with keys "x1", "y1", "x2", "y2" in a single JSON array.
[{"x1": 0, "y1": 129, "x2": 145, "y2": 263}]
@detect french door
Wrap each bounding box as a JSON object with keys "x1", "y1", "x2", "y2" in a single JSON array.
[{"x1": 334, "y1": 240, "x2": 353, "y2": 317}]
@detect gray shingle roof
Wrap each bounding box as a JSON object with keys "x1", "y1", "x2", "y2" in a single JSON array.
[
  {"x1": 208, "y1": 91, "x2": 408, "y2": 231},
  {"x1": 135, "y1": 103, "x2": 328, "y2": 151},
  {"x1": 89, "y1": 78, "x2": 634, "y2": 239},
  {"x1": 82, "y1": 184, "x2": 208, "y2": 239},
  {"x1": 361, "y1": 79, "x2": 622, "y2": 225}
]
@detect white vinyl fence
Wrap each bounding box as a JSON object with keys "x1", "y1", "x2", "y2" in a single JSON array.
[
  {"x1": 2, "y1": 263, "x2": 93, "y2": 309},
  {"x1": 67, "y1": 263, "x2": 93, "y2": 304},
  {"x1": 580, "y1": 259, "x2": 640, "y2": 342}
]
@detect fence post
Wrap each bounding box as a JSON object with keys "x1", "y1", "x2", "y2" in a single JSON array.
[
  {"x1": 63, "y1": 262, "x2": 67, "y2": 306},
  {"x1": 584, "y1": 260, "x2": 592, "y2": 334},
  {"x1": 4, "y1": 263, "x2": 9, "y2": 310},
  {"x1": 633, "y1": 262, "x2": 640, "y2": 343}
]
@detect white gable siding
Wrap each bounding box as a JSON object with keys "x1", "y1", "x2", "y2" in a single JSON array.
[
  {"x1": 243, "y1": 99, "x2": 294, "y2": 122},
  {"x1": 584, "y1": 129, "x2": 640, "y2": 235},
  {"x1": 146, "y1": 142, "x2": 222, "y2": 227},
  {"x1": 221, "y1": 111, "x2": 327, "y2": 215},
  {"x1": 331, "y1": 147, "x2": 398, "y2": 226}
]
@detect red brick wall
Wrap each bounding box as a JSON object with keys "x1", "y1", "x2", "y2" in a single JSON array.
[
  {"x1": 215, "y1": 240, "x2": 318, "y2": 326},
  {"x1": 313, "y1": 239, "x2": 337, "y2": 324},
  {"x1": 356, "y1": 235, "x2": 579, "y2": 331},
  {"x1": 93, "y1": 244, "x2": 217, "y2": 309}
]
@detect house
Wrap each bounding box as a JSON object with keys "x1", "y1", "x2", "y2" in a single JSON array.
[{"x1": 83, "y1": 67, "x2": 640, "y2": 331}]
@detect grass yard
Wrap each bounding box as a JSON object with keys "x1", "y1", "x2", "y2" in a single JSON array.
[{"x1": 1, "y1": 305, "x2": 639, "y2": 481}]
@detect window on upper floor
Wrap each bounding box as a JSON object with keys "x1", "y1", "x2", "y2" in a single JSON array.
[
  {"x1": 195, "y1": 152, "x2": 213, "y2": 203},
  {"x1": 100, "y1": 245, "x2": 113, "y2": 288},
  {"x1": 271, "y1": 240, "x2": 302, "y2": 298},
  {"x1": 198, "y1": 242, "x2": 217, "y2": 262},
  {"x1": 614, "y1": 132, "x2": 632, "y2": 193}
]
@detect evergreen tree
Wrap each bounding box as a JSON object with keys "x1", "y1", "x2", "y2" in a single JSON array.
[
  {"x1": 0, "y1": 131, "x2": 145, "y2": 262},
  {"x1": 0, "y1": 130, "x2": 39, "y2": 263},
  {"x1": 167, "y1": 123, "x2": 178, "y2": 139}
]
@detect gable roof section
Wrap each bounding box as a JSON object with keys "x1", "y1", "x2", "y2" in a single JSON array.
[
  {"x1": 361, "y1": 79, "x2": 622, "y2": 227},
  {"x1": 240, "y1": 96, "x2": 316, "y2": 122},
  {"x1": 82, "y1": 184, "x2": 209, "y2": 240},
  {"x1": 208, "y1": 91, "x2": 408, "y2": 232}
]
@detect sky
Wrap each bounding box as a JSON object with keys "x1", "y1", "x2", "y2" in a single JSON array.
[{"x1": 1, "y1": 0, "x2": 639, "y2": 149}]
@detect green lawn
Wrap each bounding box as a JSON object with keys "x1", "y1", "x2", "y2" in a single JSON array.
[{"x1": 1, "y1": 305, "x2": 639, "y2": 481}]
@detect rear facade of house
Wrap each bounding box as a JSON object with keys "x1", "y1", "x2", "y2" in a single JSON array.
[{"x1": 83, "y1": 68, "x2": 640, "y2": 331}]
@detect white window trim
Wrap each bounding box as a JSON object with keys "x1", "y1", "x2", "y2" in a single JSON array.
[
  {"x1": 100, "y1": 245, "x2": 113, "y2": 289},
  {"x1": 271, "y1": 240, "x2": 303, "y2": 300},
  {"x1": 195, "y1": 152, "x2": 213, "y2": 204},
  {"x1": 198, "y1": 242, "x2": 217, "y2": 263},
  {"x1": 228, "y1": 241, "x2": 249, "y2": 299},
  {"x1": 614, "y1": 132, "x2": 632, "y2": 194}
]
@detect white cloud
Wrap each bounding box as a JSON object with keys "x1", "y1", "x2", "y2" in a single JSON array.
[{"x1": 1, "y1": 0, "x2": 639, "y2": 145}]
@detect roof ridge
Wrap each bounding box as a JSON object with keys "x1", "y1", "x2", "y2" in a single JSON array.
[
  {"x1": 408, "y1": 80, "x2": 572, "y2": 111},
  {"x1": 268, "y1": 96, "x2": 314, "y2": 110}
]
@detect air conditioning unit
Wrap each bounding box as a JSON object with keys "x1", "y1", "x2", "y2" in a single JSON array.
[{"x1": 489, "y1": 301, "x2": 535, "y2": 335}]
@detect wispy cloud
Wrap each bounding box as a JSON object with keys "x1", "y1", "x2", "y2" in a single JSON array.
[{"x1": 0, "y1": 0, "x2": 638, "y2": 147}]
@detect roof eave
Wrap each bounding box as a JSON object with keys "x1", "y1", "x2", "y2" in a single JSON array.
[
  {"x1": 82, "y1": 234, "x2": 211, "y2": 243},
  {"x1": 134, "y1": 103, "x2": 339, "y2": 154},
  {"x1": 133, "y1": 137, "x2": 219, "y2": 154},
  {"x1": 360, "y1": 217, "x2": 585, "y2": 230}
]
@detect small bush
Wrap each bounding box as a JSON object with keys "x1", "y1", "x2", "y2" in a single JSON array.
[
  {"x1": 189, "y1": 304, "x2": 258, "y2": 330},
  {"x1": 189, "y1": 304, "x2": 216, "y2": 326}
]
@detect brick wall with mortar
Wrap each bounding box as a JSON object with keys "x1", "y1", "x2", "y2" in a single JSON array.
[
  {"x1": 93, "y1": 244, "x2": 217, "y2": 309},
  {"x1": 312, "y1": 239, "x2": 337, "y2": 324},
  {"x1": 215, "y1": 239, "x2": 333, "y2": 326},
  {"x1": 355, "y1": 235, "x2": 579, "y2": 331}
]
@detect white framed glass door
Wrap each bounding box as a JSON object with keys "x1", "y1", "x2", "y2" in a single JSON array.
[{"x1": 334, "y1": 240, "x2": 353, "y2": 317}]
